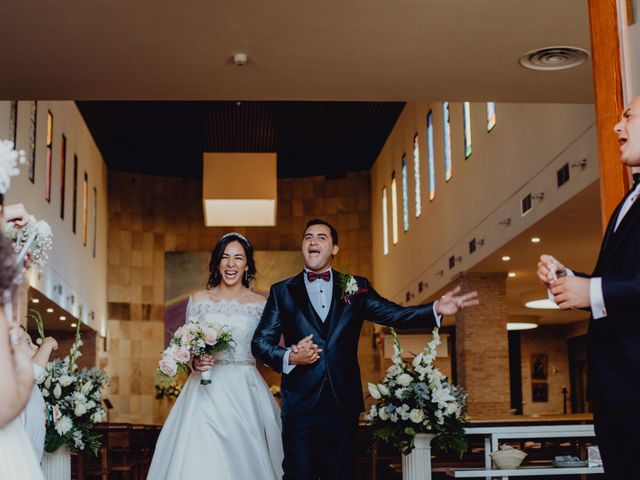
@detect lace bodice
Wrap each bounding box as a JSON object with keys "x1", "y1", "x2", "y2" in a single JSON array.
[{"x1": 186, "y1": 297, "x2": 266, "y2": 361}]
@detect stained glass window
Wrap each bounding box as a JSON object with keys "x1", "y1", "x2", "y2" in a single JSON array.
[
  {"x1": 443, "y1": 102, "x2": 452, "y2": 181},
  {"x1": 413, "y1": 133, "x2": 421, "y2": 217},
  {"x1": 463, "y1": 102, "x2": 472, "y2": 158},
  {"x1": 391, "y1": 172, "x2": 399, "y2": 244},
  {"x1": 427, "y1": 110, "x2": 435, "y2": 201},
  {"x1": 45, "y1": 111, "x2": 53, "y2": 202},
  {"x1": 72, "y1": 155, "x2": 78, "y2": 234},
  {"x1": 382, "y1": 187, "x2": 389, "y2": 256},
  {"x1": 28, "y1": 101, "x2": 37, "y2": 183},
  {"x1": 487, "y1": 102, "x2": 497, "y2": 131}
]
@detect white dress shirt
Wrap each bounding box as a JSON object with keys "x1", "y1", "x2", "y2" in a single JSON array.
[{"x1": 283, "y1": 269, "x2": 442, "y2": 373}]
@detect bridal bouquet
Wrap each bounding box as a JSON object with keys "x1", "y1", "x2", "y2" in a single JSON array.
[
  {"x1": 157, "y1": 317, "x2": 234, "y2": 385},
  {"x1": 365, "y1": 328, "x2": 468, "y2": 456},
  {"x1": 4, "y1": 213, "x2": 53, "y2": 269},
  {"x1": 36, "y1": 317, "x2": 110, "y2": 455}
]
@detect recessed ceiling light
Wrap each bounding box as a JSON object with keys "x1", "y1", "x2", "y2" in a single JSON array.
[
  {"x1": 531, "y1": 237, "x2": 541, "y2": 244},
  {"x1": 502, "y1": 256, "x2": 511, "y2": 261},
  {"x1": 70, "y1": 323, "x2": 77, "y2": 328},
  {"x1": 525, "y1": 299, "x2": 559, "y2": 310},
  {"x1": 32, "y1": 298, "x2": 40, "y2": 304},
  {"x1": 507, "y1": 322, "x2": 538, "y2": 331},
  {"x1": 59, "y1": 316, "x2": 66, "y2": 321},
  {"x1": 46, "y1": 308, "x2": 54, "y2": 313},
  {"x1": 519, "y1": 46, "x2": 590, "y2": 71},
  {"x1": 508, "y1": 272, "x2": 517, "y2": 278}
]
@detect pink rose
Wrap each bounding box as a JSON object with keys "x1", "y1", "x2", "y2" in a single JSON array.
[
  {"x1": 52, "y1": 405, "x2": 62, "y2": 424},
  {"x1": 181, "y1": 332, "x2": 195, "y2": 346},
  {"x1": 202, "y1": 325, "x2": 220, "y2": 346},
  {"x1": 173, "y1": 347, "x2": 190, "y2": 364},
  {"x1": 159, "y1": 357, "x2": 178, "y2": 377}
]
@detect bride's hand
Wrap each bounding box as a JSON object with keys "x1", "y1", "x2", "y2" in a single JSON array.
[{"x1": 193, "y1": 355, "x2": 213, "y2": 372}]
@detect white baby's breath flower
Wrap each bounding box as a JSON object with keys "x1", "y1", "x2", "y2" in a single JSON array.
[{"x1": 0, "y1": 140, "x2": 25, "y2": 195}]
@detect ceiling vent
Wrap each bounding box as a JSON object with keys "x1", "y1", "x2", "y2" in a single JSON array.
[{"x1": 519, "y1": 46, "x2": 590, "y2": 71}]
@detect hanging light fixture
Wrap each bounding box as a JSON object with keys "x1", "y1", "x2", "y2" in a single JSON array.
[{"x1": 202, "y1": 153, "x2": 277, "y2": 226}]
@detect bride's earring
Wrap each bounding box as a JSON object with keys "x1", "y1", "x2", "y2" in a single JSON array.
[{"x1": 244, "y1": 270, "x2": 249, "y2": 284}]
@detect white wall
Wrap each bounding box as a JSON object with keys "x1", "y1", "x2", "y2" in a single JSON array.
[
  {"x1": 371, "y1": 102, "x2": 598, "y2": 303},
  {"x1": 0, "y1": 101, "x2": 108, "y2": 335}
]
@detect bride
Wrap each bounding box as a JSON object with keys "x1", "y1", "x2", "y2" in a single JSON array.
[{"x1": 147, "y1": 232, "x2": 284, "y2": 479}]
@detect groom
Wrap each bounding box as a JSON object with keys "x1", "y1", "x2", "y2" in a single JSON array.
[{"x1": 252, "y1": 219, "x2": 478, "y2": 479}]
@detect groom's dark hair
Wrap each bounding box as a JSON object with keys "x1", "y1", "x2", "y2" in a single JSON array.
[{"x1": 305, "y1": 219, "x2": 338, "y2": 245}]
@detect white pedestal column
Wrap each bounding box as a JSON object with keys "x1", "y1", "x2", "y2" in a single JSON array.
[
  {"x1": 42, "y1": 446, "x2": 71, "y2": 480},
  {"x1": 402, "y1": 432, "x2": 436, "y2": 480}
]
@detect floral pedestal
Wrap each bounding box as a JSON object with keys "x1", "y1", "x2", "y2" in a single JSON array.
[
  {"x1": 42, "y1": 446, "x2": 71, "y2": 480},
  {"x1": 402, "y1": 433, "x2": 436, "y2": 480}
]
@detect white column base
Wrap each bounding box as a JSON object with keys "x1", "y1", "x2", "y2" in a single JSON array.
[
  {"x1": 42, "y1": 445, "x2": 71, "y2": 480},
  {"x1": 402, "y1": 432, "x2": 436, "y2": 480}
]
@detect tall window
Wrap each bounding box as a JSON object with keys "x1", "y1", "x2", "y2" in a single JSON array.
[
  {"x1": 382, "y1": 187, "x2": 389, "y2": 256},
  {"x1": 413, "y1": 133, "x2": 421, "y2": 217},
  {"x1": 72, "y1": 156, "x2": 78, "y2": 233},
  {"x1": 427, "y1": 110, "x2": 435, "y2": 201},
  {"x1": 60, "y1": 135, "x2": 67, "y2": 219},
  {"x1": 82, "y1": 172, "x2": 88, "y2": 246},
  {"x1": 8, "y1": 101, "x2": 17, "y2": 145},
  {"x1": 92, "y1": 187, "x2": 97, "y2": 257},
  {"x1": 391, "y1": 172, "x2": 399, "y2": 244},
  {"x1": 28, "y1": 101, "x2": 37, "y2": 183},
  {"x1": 45, "y1": 111, "x2": 53, "y2": 202},
  {"x1": 463, "y1": 102, "x2": 472, "y2": 159},
  {"x1": 401, "y1": 154, "x2": 409, "y2": 232},
  {"x1": 443, "y1": 102, "x2": 452, "y2": 181},
  {"x1": 487, "y1": 102, "x2": 497, "y2": 131}
]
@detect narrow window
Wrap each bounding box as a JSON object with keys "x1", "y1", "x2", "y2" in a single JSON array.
[
  {"x1": 401, "y1": 154, "x2": 409, "y2": 232},
  {"x1": 391, "y1": 172, "x2": 399, "y2": 244},
  {"x1": 28, "y1": 101, "x2": 37, "y2": 183},
  {"x1": 382, "y1": 187, "x2": 389, "y2": 256},
  {"x1": 45, "y1": 111, "x2": 53, "y2": 202},
  {"x1": 427, "y1": 110, "x2": 435, "y2": 200},
  {"x1": 487, "y1": 102, "x2": 497, "y2": 132},
  {"x1": 443, "y1": 102, "x2": 452, "y2": 182},
  {"x1": 92, "y1": 187, "x2": 97, "y2": 257},
  {"x1": 463, "y1": 102, "x2": 472, "y2": 159},
  {"x1": 413, "y1": 133, "x2": 421, "y2": 217},
  {"x1": 60, "y1": 135, "x2": 67, "y2": 219},
  {"x1": 82, "y1": 172, "x2": 88, "y2": 246},
  {"x1": 8, "y1": 101, "x2": 17, "y2": 145},
  {"x1": 72, "y1": 156, "x2": 78, "y2": 233}
]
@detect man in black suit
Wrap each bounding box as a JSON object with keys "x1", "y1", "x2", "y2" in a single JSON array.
[
  {"x1": 537, "y1": 96, "x2": 640, "y2": 479},
  {"x1": 252, "y1": 218, "x2": 478, "y2": 479}
]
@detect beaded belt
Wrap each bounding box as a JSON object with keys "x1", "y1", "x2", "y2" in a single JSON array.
[{"x1": 212, "y1": 359, "x2": 256, "y2": 366}]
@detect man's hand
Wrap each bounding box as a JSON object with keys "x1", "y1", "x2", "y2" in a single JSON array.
[
  {"x1": 289, "y1": 334, "x2": 322, "y2": 365},
  {"x1": 193, "y1": 354, "x2": 213, "y2": 372},
  {"x1": 3, "y1": 203, "x2": 30, "y2": 227},
  {"x1": 435, "y1": 286, "x2": 479, "y2": 316},
  {"x1": 42, "y1": 337, "x2": 58, "y2": 351},
  {"x1": 537, "y1": 254, "x2": 567, "y2": 288},
  {"x1": 549, "y1": 276, "x2": 590, "y2": 309}
]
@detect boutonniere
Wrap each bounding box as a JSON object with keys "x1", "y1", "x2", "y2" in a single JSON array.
[{"x1": 337, "y1": 273, "x2": 368, "y2": 304}]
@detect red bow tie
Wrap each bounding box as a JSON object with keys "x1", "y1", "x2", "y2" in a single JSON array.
[{"x1": 307, "y1": 271, "x2": 331, "y2": 282}]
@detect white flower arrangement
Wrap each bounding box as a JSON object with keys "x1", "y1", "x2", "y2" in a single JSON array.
[
  {"x1": 365, "y1": 328, "x2": 468, "y2": 456},
  {"x1": 4, "y1": 214, "x2": 53, "y2": 269},
  {"x1": 0, "y1": 139, "x2": 26, "y2": 195}
]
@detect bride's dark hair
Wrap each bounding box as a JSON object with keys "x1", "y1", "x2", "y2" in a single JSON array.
[{"x1": 206, "y1": 233, "x2": 257, "y2": 289}]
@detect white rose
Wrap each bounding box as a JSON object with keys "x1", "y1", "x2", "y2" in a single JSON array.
[
  {"x1": 378, "y1": 384, "x2": 390, "y2": 396},
  {"x1": 409, "y1": 409, "x2": 425, "y2": 424},
  {"x1": 379, "y1": 408, "x2": 389, "y2": 421},
  {"x1": 53, "y1": 384, "x2": 62, "y2": 399},
  {"x1": 397, "y1": 373, "x2": 413, "y2": 387},
  {"x1": 74, "y1": 403, "x2": 87, "y2": 417},
  {"x1": 367, "y1": 383, "x2": 381, "y2": 400}
]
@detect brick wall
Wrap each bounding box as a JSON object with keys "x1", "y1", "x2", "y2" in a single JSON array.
[{"x1": 104, "y1": 170, "x2": 373, "y2": 424}]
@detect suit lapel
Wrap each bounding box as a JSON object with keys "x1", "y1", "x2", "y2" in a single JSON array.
[
  {"x1": 287, "y1": 272, "x2": 325, "y2": 335},
  {"x1": 326, "y1": 270, "x2": 346, "y2": 341},
  {"x1": 596, "y1": 193, "x2": 640, "y2": 272}
]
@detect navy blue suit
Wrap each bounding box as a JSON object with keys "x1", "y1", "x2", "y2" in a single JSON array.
[
  {"x1": 573, "y1": 188, "x2": 640, "y2": 479},
  {"x1": 251, "y1": 271, "x2": 437, "y2": 479}
]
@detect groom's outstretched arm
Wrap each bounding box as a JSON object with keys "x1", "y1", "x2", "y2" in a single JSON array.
[
  {"x1": 251, "y1": 285, "x2": 287, "y2": 373},
  {"x1": 364, "y1": 280, "x2": 438, "y2": 329}
]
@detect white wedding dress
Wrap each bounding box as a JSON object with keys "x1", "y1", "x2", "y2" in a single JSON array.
[
  {"x1": 147, "y1": 298, "x2": 284, "y2": 480},
  {"x1": 0, "y1": 417, "x2": 45, "y2": 479}
]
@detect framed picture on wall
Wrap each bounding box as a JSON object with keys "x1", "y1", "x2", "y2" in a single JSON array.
[
  {"x1": 532, "y1": 382, "x2": 548, "y2": 402},
  {"x1": 531, "y1": 353, "x2": 548, "y2": 380},
  {"x1": 28, "y1": 101, "x2": 37, "y2": 183}
]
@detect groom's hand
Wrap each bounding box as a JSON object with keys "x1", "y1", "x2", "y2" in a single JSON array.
[
  {"x1": 435, "y1": 286, "x2": 479, "y2": 316},
  {"x1": 289, "y1": 335, "x2": 322, "y2": 365}
]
